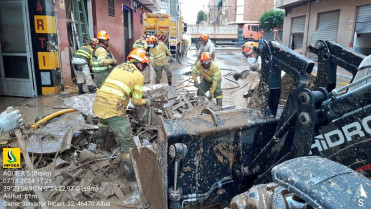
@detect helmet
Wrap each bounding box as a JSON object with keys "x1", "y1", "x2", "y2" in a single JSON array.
[
  {"x1": 200, "y1": 52, "x2": 212, "y2": 64},
  {"x1": 243, "y1": 41, "x2": 259, "y2": 55},
  {"x1": 200, "y1": 33, "x2": 209, "y2": 41},
  {"x1": 90, "y1": 38, "x2": 99, "y2": 45},
  {"x1": 147, "y1": 35, "x2": 157, "y2": 43},
  {"x1": 127, "y1": 48, "x2": 150, "y2": 64},
  {"x1": 97, "y1": 30, "x2": 110, "y2": 40}
]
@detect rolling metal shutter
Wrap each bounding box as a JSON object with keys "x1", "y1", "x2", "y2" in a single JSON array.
[
  {"x1": 310, "y1": 10, "x2": 340, "y2": 60},
  {"x1": 356, "y1": 4, "x2": 371, "y2": 34},
  {"x1": 292, "y1": 16, "x2": 306, "y2": 34},
  {"x1": 291, "y1": 16, "x2": 305, "y2": 49}
]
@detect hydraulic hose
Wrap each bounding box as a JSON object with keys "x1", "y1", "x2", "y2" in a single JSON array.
[
  {"x1": 30, "y1": 109, "x2": 77, "y2": 130},
  {"x1": 181, "y1": 176, "x2": 233, "y2": 209}
]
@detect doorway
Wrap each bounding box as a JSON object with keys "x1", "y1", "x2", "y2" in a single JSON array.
[
  {"x1": 0, "y1": 0, "x2": 36, "y2": 97},
  {"x1": 123, "y1": 6, "x2": 131, "y2": 58}
]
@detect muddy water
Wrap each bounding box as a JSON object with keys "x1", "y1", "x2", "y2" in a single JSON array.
[{"x1": 169, "y1": 47, "x2": 260, "y2": 109}]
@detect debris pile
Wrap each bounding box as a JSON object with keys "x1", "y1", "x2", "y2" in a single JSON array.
[{"x1": 0, "y1": 84, "x2": 220, "y2": 208}]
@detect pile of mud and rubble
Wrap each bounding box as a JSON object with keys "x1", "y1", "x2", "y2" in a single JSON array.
[{"x1": 0, "y1": 84, "x2": 221, "y2": 208}]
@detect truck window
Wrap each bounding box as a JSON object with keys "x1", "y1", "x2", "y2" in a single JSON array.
[
  {"x1": 248, "y1": 25, "x2": 250, "y2": 30},
  {"x1": 253, "y1": 25, "x2": 259, "y2": 32}
]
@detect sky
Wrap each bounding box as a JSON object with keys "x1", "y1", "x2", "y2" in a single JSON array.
[{"x1": 180, "y1": 0, "x2": 209, "y2": 25}]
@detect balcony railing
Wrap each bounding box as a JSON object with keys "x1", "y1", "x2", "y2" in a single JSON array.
[{"x1": 137, "y1": 0, "x2": 161, "y2": 12}]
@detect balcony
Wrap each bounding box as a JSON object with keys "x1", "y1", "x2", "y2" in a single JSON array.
[
  {"x1": 137, "y1": 0, "x2": 161, "y2": 12},
  {"x1": 276, "y1": 0, "x2": 311, "y2": 9}
]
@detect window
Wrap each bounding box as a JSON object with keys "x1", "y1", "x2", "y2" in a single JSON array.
[
  {"x1": 108, "y1": 0, "x2": 115, "y2": 17},
  {"x1": 252, "y1": 25, "x2": 259, "y2": 32},
  {"x1": 140, "y1": 13, "x2": 143, "y2": 24}
]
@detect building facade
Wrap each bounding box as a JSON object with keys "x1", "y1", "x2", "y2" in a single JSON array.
[
  {"x1": 0, "y1": 0, "x2": 160, "y2": 97},
  {"x1": 209, "y1": 0, "x2": 275, "y2": 25},
  {"x1": 161, "y1": 0, "x2": 180, "y2": 18},
  {"x1": 277, "y1": 0, "x2": 371, "y2": 58}
]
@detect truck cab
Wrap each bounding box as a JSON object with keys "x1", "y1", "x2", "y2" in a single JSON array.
[{"x1": 243, "y1": 24, "x2": 262, "y2": 42}]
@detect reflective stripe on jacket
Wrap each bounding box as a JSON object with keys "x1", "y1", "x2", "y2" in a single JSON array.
[
  {"x1": 93, "y1": 63, "x2": 146, "y2": 119},
  {"x1": 192, "y1": 61, "x2": 221, "y2": 94},
  {"x1": 133, "y1": 39, "x2": 148, "y2": 49},
  {"x1": 74, "y1": 45, "x2": 93, "y2": 62},
  {"x1": 92, "y1": 47, "x2": 114, "y2": 72},
  {"x1": 149, "y1": 42, "x2": 172, "y2": 67}
]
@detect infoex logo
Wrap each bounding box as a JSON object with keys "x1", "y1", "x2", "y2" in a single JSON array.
[
  {"x1": 310, "y1": 115, "x2": 371, "y2": 155},
  {"x1": 3, "y1": 148, "x2": 21, "y2": 168}
]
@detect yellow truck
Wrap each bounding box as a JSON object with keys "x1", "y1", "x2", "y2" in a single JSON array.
[{"x1": 144, "y1": 13, "x2": 188, "y2": 62}]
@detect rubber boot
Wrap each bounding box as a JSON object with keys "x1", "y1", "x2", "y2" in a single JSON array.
[
  {"x1": 77, "y1": 83, "x2": 85, "y2": 94},
  {"x1": 168, "y1": 81, "x2": 172, "y2": 86},
  {"x1": 217, "y1": 98, "x2": 223, "y2": 107},
  {"x1": 96, "y1": 127, "x2": 109, "y2": 150},
  {"x1": 120, "y1": 153, "x2": 136, "y2": 182},
  {"x1": 87, "y1": 85, "x2": 96, "y2": 93}
]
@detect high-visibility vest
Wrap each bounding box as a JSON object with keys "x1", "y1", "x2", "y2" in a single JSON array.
[{"x1": 74, "y1": 45, "x2": 93, "y2": 62}]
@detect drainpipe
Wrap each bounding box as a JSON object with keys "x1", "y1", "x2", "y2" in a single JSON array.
[{"x1": 305, "y1": 1, "x2": 312, "y2": 57}]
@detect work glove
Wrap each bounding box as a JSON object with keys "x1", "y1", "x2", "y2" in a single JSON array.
[
  {"x1": 111, "y1": 59, "x2": 118, "y2": 66},
  {"x1": 145, "y1": 99, "x2": 151, "y2": 108},
  {"x1": 169, "y1": 57, "x2": 174, "y2": 62},
  {"x1": 208, "y1": 93, "x2": 214, "y2": 100},
  {"x1": 0, "y1": 106, "x2": 24, "y2": 133},
  {"x1": 250, "y1": 64, "x2": 258, "y2": 71},
  {"x1": 194, "y1": 82, "x2": 199, "y2": 88}
]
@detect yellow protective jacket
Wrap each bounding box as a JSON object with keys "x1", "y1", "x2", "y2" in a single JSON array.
[
  {"x1": 92, "y1": 46, "x2": 116, "y2": 72},
  {"x1": 192, "y1": 61, "x2": 221, "y2": 94},
  {"x1": 93, "y1": 63, "x2": 147, "y2": 119},
  {"x1": 133, "y1": 38, "x2": 148, "y2": 50},
  {"x1": 148, "y1": 42, "x2": 172, "y2": 67}
]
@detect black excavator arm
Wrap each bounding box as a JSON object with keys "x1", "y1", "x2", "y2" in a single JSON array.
[
  {"x1": 230, "y1": 40, "x2": 371, "y2": 208},
  {"x1": 236, "y1": 40, "x2": 371, "y2": 184}
]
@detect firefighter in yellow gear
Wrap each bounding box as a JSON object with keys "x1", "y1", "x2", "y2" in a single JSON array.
[
  {"x1": 147, "y1": 35, "x2": 174, "y2": 85},
  {"x1": 93, "y1": 48, "x2": 151, "y2": 181},
  {"x1": 92, "y1": 30, "x2": 117, "y2": 88},
  {"x1": 72, "y1": 38, "x2": 98, "y2": 94},
  {"x1": 132, "y1": 34, "x2": 148, "y2": 50},
  {"x1": 192, "y1": 52, "x2": 223, "y2": 107}
]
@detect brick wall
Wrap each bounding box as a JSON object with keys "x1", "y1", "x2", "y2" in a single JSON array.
[
  {"x1": 93, "y1": 0, "x2": 125, "y2": 63},
  {"x1": 244, "y1": 0, "x2": 275, "y2": 22}
]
